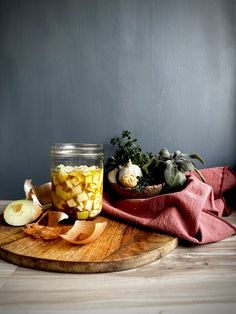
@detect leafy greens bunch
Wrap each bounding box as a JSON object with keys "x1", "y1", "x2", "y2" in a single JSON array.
[
  {"x1": 110, "y1": 130, "x2": 205, "y2": 192},
  {"x1": 110, "y1": 130, "x2": 153, "y2": 168}
]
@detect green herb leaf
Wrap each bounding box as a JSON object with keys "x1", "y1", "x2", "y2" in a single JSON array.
[
  {"x1": 159, "y1": 148, "x2": 171, "y2": 159},
  {"x1": 187, "y1": 153, "x2": 205, "y2": 165},
  {"x1": 164, "y1": 164, "x2": 177, "y2": 187},
  {"x1": 164, "y1": 164, "x2": 186, "y2": 188},
  {"x1": 176, "y1": 159, "x2": 195, "y2": 171},
  {"x1": 110, "y1": 131, "x2": 152, "y2": 168}
]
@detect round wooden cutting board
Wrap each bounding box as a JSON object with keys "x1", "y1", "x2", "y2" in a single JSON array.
[{"x1": 0, "y1": 214, "x2": 178, "y2": 273}]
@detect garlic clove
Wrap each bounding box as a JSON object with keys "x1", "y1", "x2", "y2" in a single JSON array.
[{"x1": 107, "y1": 168, "x2": 119, "y2": 184}]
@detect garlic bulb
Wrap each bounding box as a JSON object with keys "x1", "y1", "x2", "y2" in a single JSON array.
[{"x1": 118, "y1": 160, "x2": 143, "y2": 188}]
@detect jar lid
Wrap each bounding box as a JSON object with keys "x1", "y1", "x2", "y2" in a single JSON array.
[{"x1": 49, "y1": 143, "x2": 104, "y2": 157}]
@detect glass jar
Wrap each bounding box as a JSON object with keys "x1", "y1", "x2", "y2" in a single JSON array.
[{"x1": 49, "y1": 143, "x2": 104, "y2": 220}]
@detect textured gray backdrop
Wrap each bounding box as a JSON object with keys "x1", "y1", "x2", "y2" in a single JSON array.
[{"x1": 0, "y1": 0, "x2": 235, "y2": 199}]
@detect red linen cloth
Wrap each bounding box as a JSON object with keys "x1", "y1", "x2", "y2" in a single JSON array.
[{"x1": 102, "y1": 166, "x2": 236, "y2": 244}]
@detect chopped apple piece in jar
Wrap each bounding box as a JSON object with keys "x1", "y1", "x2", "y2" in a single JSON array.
[{"x1": 51, "y1": 164, "x2": 103, "y2": 219}]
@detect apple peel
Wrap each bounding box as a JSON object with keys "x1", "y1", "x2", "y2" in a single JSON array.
[
  {"x1": 22, "y1": 210, "x2": 107, "y2": 245},
  {"x1": 22, "y1": 210, "x2": 70, "y2": 240},
  {"x1": 23, "y1": 224, "x2": 64, "y2": 240},
  {"x1": 47, "y1": 210, "x2": 69, "y2": 227},
  {"x1": 24, "y1": 179, "x2": 52, "y2": 207},
  {"x1": 60, "y1": 220, "x2": 107, "y2": 245}
]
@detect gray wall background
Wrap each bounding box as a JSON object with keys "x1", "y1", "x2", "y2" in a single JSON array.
[{"x1": 0, "y1": 0, "x2": 235, "y2": 199}]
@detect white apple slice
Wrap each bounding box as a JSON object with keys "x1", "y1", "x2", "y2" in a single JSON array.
[{"x1": 3, "y1": 200, "x2": 43, "y2": 226}]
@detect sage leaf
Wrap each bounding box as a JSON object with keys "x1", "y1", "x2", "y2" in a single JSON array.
[
  {"x1": 187, "y1": 153, "x2": 205, "y2": 165},
  {"x1": 159, "y1": 148, "x2": 171, "y2": 159},
  {"x1": 177, "y1": 159, "x2": 195, "y2": 172},
  {"x1": 177, "y1": 171, "x2": 187, "y2": 186},
  {"x1": 164, "y1": 164, "x2": 178, "y2": 187},
  {"x1": 164, "y1": 164, "x2": 187, "y2": 188},
  {"x1": 171, "y1": 171, "x2": 186, "y2": 187}
]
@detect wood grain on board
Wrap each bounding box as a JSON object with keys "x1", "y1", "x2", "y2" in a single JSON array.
[{"x1": 0, "y1": 214, "x2": 177, "y2": 273}]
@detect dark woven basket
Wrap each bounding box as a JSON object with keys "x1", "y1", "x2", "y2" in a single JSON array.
[
  {"x1": 109, "y1": 182, "x2": 163, "y2": 199},
  {"x1": 107, "y1": 167, "x2": 163, "y2": 199}
]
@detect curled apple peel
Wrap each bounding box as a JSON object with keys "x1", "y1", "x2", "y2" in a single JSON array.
[
  {"x1": 24, "y1": 179, "x2": 52, "y2": 207},
  {"x1": 23, "y1": 210, "x2": 107, "y2": 245},
  {"x1": 22, "y1": 210, "x2": 69, "y2": 239},
  {"x1": 60, "y1": 220, "x2": 107, "y2": 245}
]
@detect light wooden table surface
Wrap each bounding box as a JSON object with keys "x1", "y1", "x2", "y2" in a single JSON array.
[{"x1": 0, "y1": 200, "x2": 235, "y2": 314}]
